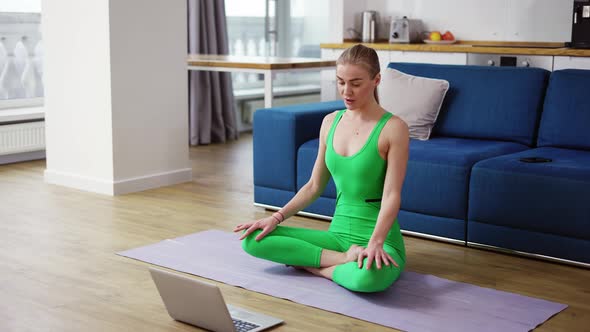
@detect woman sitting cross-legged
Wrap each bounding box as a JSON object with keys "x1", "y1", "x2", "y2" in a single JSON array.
[{"x1": 234, "y1": 44, "x2": 409, "y2": 293}]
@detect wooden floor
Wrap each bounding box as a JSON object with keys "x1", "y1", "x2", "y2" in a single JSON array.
[{"x1": 0, "y1": 133, "x2": 588, "y2": 332}]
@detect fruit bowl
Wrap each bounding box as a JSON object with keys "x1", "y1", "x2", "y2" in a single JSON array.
[
  {"x1": 422, "y1": 30, "x2": 456, "y2": 44},
  {"x1": 423, "y1": 39, "x2": 457, "y2": 45}
]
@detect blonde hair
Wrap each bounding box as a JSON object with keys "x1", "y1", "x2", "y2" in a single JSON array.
[{"x1": 336, "y1": 44, "x2": 381, "y2": 103}]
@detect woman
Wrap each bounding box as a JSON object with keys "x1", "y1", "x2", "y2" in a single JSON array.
[{"x1": 234, "y1": 44, "x2": 409, "y2": 293}]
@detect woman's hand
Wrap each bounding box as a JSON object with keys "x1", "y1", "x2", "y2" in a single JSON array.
[
  {"x1": 357, "y1": 242, "x2": 399, "y2": 270},
  {"x1": 233, "y1": 216, "x2": 279, "y2": 241}
]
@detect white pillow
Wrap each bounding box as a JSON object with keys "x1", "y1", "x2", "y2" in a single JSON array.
[{"x1": 378, "y1": 68, "x2": 450, "y2": 140}]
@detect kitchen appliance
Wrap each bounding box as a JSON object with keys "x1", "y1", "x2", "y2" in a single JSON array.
[
  {"x1": 570, "y1": 0, "x2": 590, "y2": 48},
  {"x1": 389, "y1": 16, "x2": 422, "y2": 44},
  {"x1": 361, "y1": 11, "x2": 377, "y2": 43},
  {"x1": 466, "y1": 53, "x2": 554, "y2": 71}
]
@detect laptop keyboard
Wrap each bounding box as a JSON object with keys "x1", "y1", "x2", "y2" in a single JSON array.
[{"x1": 232, "y1": 318, "x2": 260, "y2": 332}]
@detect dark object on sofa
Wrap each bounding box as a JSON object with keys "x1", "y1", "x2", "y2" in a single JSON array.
[
  {"x1": 519, "y1": 157, "x2": 552, "y2": 163},
  {"x1": 253, "y1": 64, "x2": 589, "y2": 267}
]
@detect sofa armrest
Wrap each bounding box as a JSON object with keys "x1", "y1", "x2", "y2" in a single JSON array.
[{"x1": 253, "y1": 100, "x2": 345, "y2": 192}]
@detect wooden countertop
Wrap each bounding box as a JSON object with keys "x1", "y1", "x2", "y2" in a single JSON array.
[
  {"x1": 187, "y1": 54, "x2": 336, "y2": 70},
  {"x1": 320, "y1": 41, "x2": 590, "y2": 57}
]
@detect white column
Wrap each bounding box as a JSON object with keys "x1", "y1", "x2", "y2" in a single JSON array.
[{"x1": 42, "y1": 0, "x2": 191, "y2": 195}]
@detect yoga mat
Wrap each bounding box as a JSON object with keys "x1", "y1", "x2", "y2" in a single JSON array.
[{"x1": 118, "y1": 230, "x2": 566, "y2": 332}]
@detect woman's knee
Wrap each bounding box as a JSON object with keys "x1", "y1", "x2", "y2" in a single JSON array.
[
  {"x1": 241, "y1": 230, "x2": 263, "y2": 256},
  {"x1": 334, "y1": 263, "x2": 401, "y2": 293},
  {"x1": 351, "y1": 270, "x2": 394, "y2": 293}
]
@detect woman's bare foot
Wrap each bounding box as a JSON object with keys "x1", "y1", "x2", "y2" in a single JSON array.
[
  {"x1": 302, "y1": 266, "x2": 337, "y2": 280},
  {"x1": 301, "y1": 266, "x2": 320, "y2": 276},
  {"x1": 345, "y1": 244, "x2": 363, "y2": 263},
  {"x1": 290, "y1": 247, "x2": 363, "y2": 281}
]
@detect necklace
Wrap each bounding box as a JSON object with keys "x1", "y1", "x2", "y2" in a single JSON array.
[{"x1": 344, "y1": 113, "x2": 362, "y2": 136}]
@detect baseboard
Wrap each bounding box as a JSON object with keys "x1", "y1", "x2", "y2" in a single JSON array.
[
  {"x1": 44, "y1": 169, "x2": 115, "y2": 195},
  {"x1": 44, "y1": 167, "x2": 192, "y2": 195},
  {"x1": 113, "y1": 168, "x2": 192, "y2": 195}
]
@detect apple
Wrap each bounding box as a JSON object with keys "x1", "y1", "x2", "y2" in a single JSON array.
[
  {"x1": 442, "y1": 31, "x2": 455, "y2": 41},
  {"x1": 429, "y1": 31, "x2": 442, "y2": 41}
]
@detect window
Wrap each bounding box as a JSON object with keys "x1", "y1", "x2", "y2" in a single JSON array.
[
  {"x1": 226, "y1": 0, "x2": 268, "y2": 89},
  {"x1": 0, "y1": 0, "x2": 43, "y2": 109},
  {"x1": 225, "y1": 0, "x2": 329, "y2": 90},
  {"x1": 283, "y1": 0, "x2": 330, "y2": 58}
]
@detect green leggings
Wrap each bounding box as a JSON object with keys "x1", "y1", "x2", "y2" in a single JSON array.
[{"x1": 242, "y1": 226, "x2": 404, "y2": 293}]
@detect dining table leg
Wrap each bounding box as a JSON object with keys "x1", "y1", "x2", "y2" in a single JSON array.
[{"x1": 263, "y1": 70, "x2": 273, "y2": 108}]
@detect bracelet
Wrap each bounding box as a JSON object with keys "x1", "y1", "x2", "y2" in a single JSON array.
[
  {"x1": 270, "y1": 214, "x2": 282, "y2": 224},
  {"x1": 275, "y1": 210, "x2": 285, "y2": 222}
]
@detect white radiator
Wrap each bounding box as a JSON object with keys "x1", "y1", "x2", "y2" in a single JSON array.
[{"x1": 0, "y1": 121, "x2": 45, "y2": 156}]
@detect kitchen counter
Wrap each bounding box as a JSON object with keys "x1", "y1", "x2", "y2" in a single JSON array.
[{"x1": 320, "y1": 41, "x2": 590, "y2": 57}]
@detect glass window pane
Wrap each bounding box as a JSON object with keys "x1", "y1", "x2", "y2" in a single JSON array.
[
  {"x1": 0, "y1": 0, "x2": 41, "y2": 13},
  {"x1": 225, "y1": 0, "x2": 265, "y2": 17},
  {"x1": 273, "y1": 0, "x2": 329, "y2": 89},
  {"x1": 225, "y1": 0, "x2": 329, "y2": 129},
  {"x1": 0, "y1": 0, "x2": 43, "y2": 105},
  {"x1": 226, "y1": 0, "x2": 267, "y2": 90},
  {"x1": 289, "y1": 0, "x2": 329, "y2": 58}
]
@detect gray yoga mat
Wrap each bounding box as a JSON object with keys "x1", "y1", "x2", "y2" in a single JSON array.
[{"x1": 118, "y1": 230, "x2": 566, "y2": 332}]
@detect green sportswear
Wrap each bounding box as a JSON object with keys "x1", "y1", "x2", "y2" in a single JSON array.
[{"x1": 243, "y1": 109, "x2": 406, "y2": 292}]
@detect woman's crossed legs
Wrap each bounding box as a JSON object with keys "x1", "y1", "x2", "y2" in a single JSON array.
[{"x1": 242, "y1": 226, "x2": 402, "y2": 292}]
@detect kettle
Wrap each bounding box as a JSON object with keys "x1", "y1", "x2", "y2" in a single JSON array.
[{"x1": 361, "y1": 11, "x2": 377, "y2": 43}]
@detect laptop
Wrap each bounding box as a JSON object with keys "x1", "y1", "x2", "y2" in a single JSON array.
[{"x1": 149, "y1": 267, "x2": 283, "y2": 332}]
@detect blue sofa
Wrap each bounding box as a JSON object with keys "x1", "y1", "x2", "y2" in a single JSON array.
[{"x1": 253, "y1": 63, "x2": 590, "y2": 266}]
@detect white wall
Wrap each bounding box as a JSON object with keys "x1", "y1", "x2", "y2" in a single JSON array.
[
  {"x1": 109, "y1": 0, "x2": 189, "y2": 183},
  {"x1": 343, "y1": 0, "x2": 369, "y2": 39},
  {"x1": 327, "y1": 0, "x2": 345, "y2": 42},
  {"x1": 299, "y1": 1, "x2": 331, "y2": 46},
  {"x1": 43, "y1": 0, "x2": 191, "y2": 195},
  {"x1": 345, "y1": 0, "x2": 573, "y2": 42},
  {"x1": 43, "y1": 0, "x2": 115, "y2": 183}
]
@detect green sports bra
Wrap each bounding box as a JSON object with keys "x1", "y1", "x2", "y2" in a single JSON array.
[{"x1": 325, "y1": 109, "x2": 393, "y2": 207}]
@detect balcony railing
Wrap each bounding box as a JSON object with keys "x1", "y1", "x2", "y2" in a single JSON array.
[{"x1": 0, "y1": 12, "x2": 43, "y2": 104}]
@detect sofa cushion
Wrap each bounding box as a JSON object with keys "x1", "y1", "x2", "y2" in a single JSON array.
[
  {"x1": 297, "y1": 138, "x2": 337, "y2": 198},
  {"x1": 388, "y1": 63, "x2": 549, "y2": 146},
  {"x1": 402, "y1": 137, "x2": 528, "y2": 220},
  {"x1": 469, "y1": 147, "x2": 590, "y2": 240},
  {"x1": 378, "y1": 68, "x2": 449, "y2": 140},
  {"x1": 538, "y1": 69, "x2": 590, "y2": 151}
]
